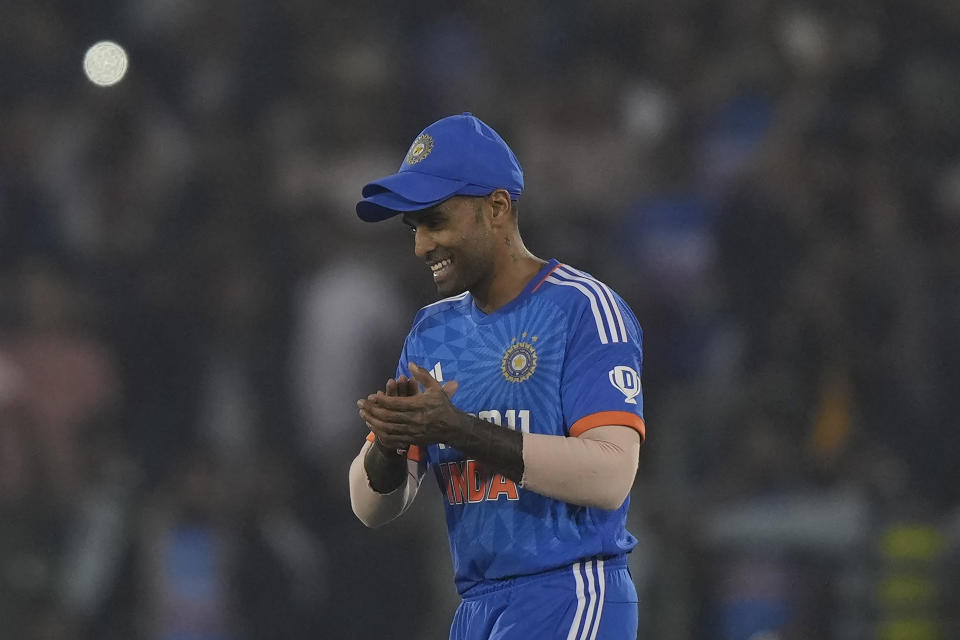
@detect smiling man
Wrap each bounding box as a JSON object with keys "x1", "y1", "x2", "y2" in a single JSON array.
[{"x1": 348, "y1": 113, "x2": 646, "y2": 640}]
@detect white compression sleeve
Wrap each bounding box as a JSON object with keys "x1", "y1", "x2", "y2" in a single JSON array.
[
  {"x1": 520, "y1": 425, "x2": 641, "y2": 510},
  {"x1": 348, "y1": 440, "x2": 423, "y2": 528}
]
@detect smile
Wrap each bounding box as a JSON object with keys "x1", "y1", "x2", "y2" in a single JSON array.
[
  {"x1": 429, "y1": 258, "x2": 453, "y2": 280},
  {"x1": 430, "y1": 258, "x2": 452, "y2": 273}
]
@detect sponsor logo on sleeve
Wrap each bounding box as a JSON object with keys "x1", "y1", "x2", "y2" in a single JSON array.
[{"x1": 608, "y1": 365, "x2": 641, "y2": 404}]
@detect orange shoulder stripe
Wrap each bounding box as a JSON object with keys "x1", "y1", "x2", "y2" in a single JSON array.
[
  {"x1": 569, "y1": 411, "x2": 645, "y2": 441},
  {"x1": 532, "y1": 263, "x2": 563, "y2": 292}
]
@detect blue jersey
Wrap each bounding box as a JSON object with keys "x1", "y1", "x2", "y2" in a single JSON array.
[{"x1": 398, "y1": 259, "x2": 645, "y2": 596}]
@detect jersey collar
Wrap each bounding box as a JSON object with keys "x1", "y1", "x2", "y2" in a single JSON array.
[{"x1": 468, "y1": 259, "x2": 560, "y2": 323}]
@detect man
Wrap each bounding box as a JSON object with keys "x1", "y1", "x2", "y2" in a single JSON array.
[{"x1": 348, "y1": 113, "x2": 645, "y2": 639}]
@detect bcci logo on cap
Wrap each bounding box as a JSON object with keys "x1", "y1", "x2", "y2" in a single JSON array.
[
  {"x1": 609, "y1": 365, "x2": 641, "y2": 404},
  {"x1": 405, "y1": 133, "x2": 434, "y2": 165},
  {"x1": 501, "y1": 333, "x2": 538, "y2": 383}
]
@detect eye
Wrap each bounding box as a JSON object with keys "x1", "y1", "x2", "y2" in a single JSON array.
[
  {"x1": 405, "y1": 225, "x2": 417, "y2": 235},
  {"x1": 422, "y1": 217, "x2": 444, "y2": 231}
]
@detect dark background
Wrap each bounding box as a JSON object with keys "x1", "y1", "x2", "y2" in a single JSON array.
[{"x1": 1, "y1": 1, "x2": 958, "y2": 638}]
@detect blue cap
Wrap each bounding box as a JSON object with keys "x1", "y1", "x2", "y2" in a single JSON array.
[{"x1": 356, "y1": 113, "x2": 524, "y2": 222}]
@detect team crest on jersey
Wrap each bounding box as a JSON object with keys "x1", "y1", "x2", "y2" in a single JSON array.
[
  {"x1": 501, "y1": 333, "x2": 538, "y2": 383},
  {"x1": 405, "y1": 133, "x2": 434, "y2": 164}
]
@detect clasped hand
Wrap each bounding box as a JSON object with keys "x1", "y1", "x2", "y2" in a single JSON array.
[{"x1": 357, "y1": 363, "x2": 461, "y2": 450}]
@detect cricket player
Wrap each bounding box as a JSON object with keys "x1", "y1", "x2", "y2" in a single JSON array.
[{"x1": 349, "y1": 113, "x2": 645, "y2": 639}]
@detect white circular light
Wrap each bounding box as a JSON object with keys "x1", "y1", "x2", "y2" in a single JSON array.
[{"x1": 83, "y1": 41, "x2": 129, "y2": 87}]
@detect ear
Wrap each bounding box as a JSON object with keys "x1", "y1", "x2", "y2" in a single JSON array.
[{"x1": 487, "y1": 189, "x2": 513, "y2": 229}]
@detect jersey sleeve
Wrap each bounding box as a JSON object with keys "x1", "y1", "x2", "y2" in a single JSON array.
[{"x1": 559, "y1": 297, "x2": 645, "y2": 441}]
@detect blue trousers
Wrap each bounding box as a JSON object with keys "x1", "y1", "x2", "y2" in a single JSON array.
[{"x1": 450, "y1": 555, "x2": 638, "y2": 640}]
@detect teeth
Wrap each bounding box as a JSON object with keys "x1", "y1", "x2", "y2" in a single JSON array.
[{"x1": 430, "y1": 259, "x2": 452, "y2": 272}]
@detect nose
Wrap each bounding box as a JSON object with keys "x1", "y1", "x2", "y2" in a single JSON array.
[{"x1": 414, "y1": 228, "x2": 435, "y2": 259}]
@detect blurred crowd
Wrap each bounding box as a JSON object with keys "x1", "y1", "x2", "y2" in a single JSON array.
[{"x1": 2, "y1": 1, "x2": 959, "y2": 638}]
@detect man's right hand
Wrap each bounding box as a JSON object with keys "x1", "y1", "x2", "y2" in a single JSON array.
[
  {"x1": 384, "y1": 375, "x2": 419, "y2": 400},
  {"x1": 367, "y1": 375, "x2": 420, "y2": 453},
  {"x1": 360, "y1": 375, "x2": 420, "y2": 493}
]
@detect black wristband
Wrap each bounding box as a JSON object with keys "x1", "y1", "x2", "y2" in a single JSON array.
[
  {"x1": 365, "y1": 437, "x2": 407, "y2": 494},
  {"x1": 373, "y1": 436, "x2": 403, "y2": 458}
]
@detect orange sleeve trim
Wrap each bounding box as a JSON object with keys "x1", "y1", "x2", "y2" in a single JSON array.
[
  {"x1": 532, "y1": 263, "x2": 563, "y2": 292},
  {"x1": 569, "y1": 411, "x2": 645, "y2": 441}
]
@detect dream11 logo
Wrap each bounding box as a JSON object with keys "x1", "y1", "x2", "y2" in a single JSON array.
[{"x1": 608, "y1": 365, "x2": 641, "y2": 404}]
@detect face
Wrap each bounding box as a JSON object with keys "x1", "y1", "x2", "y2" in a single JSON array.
[{"x1": 402, "y1": 196, "x2": 497, "y2": 297}]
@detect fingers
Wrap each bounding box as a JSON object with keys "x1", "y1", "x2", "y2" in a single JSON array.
[
  {"x1": 358, "y1": 368, "x2": 462, "y2": 448},
  {"x1": 402, "y1": 376, "x2": 420, "y2": 397},
  {"x1": 407, "y1": 363, "x2": 457, "y2": 397},
  {"x1": 366, "y1": 392, "x2": 415, "y2": 410},
  {"x1": 367, "y1": 381, "x2": 454, "y2": 409},
  {"x1": 359, "y1": 377, "x2": 417, "y2": 446},
  {"x1": 362, "y1": 370, "x2": 435, "y2": 411},
  {"x1": 359, "y1": 400, "x2": 412, "y2": 427},
  {"x1": 408, "y1": 363, "x2": 441, "y2": 390},
  {"x1": 441, "y1": 380, "x2": 459, "y2": 398},
  {"x1": 359, "y1": 403, "x2": 417, "y2": 448},
  {"x1": 384, "y1": 375, "x2": 420, "y2": 398}
]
